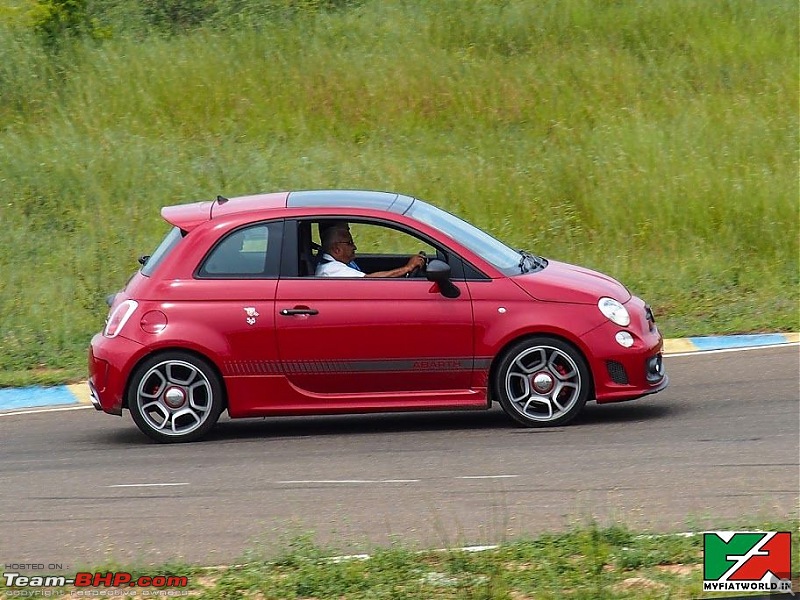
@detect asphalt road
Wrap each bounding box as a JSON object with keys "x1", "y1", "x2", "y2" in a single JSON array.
[{"x1": 1, "y1": 346, "x2": 797, "y2": 568}]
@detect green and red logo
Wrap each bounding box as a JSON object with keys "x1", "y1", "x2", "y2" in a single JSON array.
[{"x1": 703, "y1": 531, "x2": 792, "y2": 594}]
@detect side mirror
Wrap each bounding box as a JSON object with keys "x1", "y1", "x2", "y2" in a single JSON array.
[
  {"x1": 426, "y1": 260, "x2": 460, "y2": 298},
  {"x1": 138, "y1": 255, "x2": 151, "y2": 266},
  {"x1": 425, "y1": 259, "x2": 451, "y2": 282}
]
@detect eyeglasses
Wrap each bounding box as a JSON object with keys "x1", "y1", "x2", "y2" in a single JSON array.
[{"x1": 336, "y1": 240, "x2": 356, "y2": 247}]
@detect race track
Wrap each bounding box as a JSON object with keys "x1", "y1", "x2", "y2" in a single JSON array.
[{"x1": 0, "y1": 346, "x2": 797, "y2": 567}]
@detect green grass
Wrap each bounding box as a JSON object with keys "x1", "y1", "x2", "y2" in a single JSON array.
[
  {"x1": 1, "y1": 520, "x2": 797, "y2": 599},
  {"x1": 0, "y1": 0, "x2": 797, "y2": 385}
]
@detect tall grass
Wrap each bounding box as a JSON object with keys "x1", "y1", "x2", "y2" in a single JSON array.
[{"x1": 0, "y1": 0, "x2": 797, "y2": 381}]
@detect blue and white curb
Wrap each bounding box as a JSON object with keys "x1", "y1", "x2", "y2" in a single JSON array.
[
  {"x1": 662, "y1": 332, "x2": 799, "y2": 354},
  {"x1": 0, "y1": 333, "x2": 797, "y2": 413},
  {"x1": 0, "y1": 383, "x2": 91, "y2": 413}
]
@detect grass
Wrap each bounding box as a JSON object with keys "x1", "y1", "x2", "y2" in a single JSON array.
[
  {"x1": 0, "y1": 520, "x2": 797, "y2": 599},
  {"x1": 0, "y1": 0, "x2": 797, "y2": 386}
]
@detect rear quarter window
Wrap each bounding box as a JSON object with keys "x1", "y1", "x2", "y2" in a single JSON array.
[
  {"x1": 141, "y1": 227, "x2": 185, "y2": 277},
  {"x1": 197, "y1": 221, "x2": 282, "y2": 279}
]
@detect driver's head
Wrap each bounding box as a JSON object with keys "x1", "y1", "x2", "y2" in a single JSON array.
[
  {"x1": 319, "y1": 220, "x2": 350, "y2": 243},
  {"x1": 322, "y1": 226, "x2": 357, "y2": 264}
]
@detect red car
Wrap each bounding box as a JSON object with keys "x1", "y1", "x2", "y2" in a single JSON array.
[{"x1": 89, "y1": 190, "x2": 668, "y2": 442}]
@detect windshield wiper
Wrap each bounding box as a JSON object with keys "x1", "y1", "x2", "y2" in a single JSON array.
[
  {"x1": 518, "y1": 250, "x2": 532, "y2": 273},
  {"x1": 518, "y1": 250, "x2": 545, "y2": 272}
]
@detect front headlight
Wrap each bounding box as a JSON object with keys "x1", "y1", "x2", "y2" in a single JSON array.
[{"x1": 598, "y1": 297, "x2": 630, "y2": 327}]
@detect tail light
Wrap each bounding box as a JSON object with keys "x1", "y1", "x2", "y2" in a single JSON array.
[{"x1": 103, "y1": 300, "x2": 138, "y2": 338}]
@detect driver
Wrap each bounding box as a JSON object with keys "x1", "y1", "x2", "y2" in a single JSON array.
[{"x1": 315, "y1": 225, "x2": 426, "y2": 278}]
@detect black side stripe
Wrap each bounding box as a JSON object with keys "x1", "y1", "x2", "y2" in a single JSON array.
[{"x1": 224, "y1": 357, "x2": 493, "y2": 376}]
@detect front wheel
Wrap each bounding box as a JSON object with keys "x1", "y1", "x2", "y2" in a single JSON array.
[
  {"x1": 127, "y1": 352, "x2": 224, "y2": 443},
  {"x1": 493, "y1": 337, "x2": 590, "y2": 427}
]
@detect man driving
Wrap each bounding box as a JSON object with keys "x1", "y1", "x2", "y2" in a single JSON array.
[{"x1": 315, "y1": 224, "x2": 426, "y2": 278}]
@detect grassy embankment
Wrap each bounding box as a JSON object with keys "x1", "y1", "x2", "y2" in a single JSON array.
[
  {"x1": 0, "y1": 520, "x2": 797, "y2": 599},
  {"x1": 0, "y1": 0, "x2": 797, "y2": 386}
]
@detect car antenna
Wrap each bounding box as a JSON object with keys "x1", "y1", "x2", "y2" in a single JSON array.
[{"x1": 216, "y1": 195, "x2": 229, "y2": 205}]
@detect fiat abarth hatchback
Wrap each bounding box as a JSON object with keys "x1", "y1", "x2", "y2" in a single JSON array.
[{"x1": 89, "y1": 190, "x2": 668, "y2": 442}]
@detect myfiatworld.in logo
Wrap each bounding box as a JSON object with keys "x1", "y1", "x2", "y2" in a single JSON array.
[{"x1": 703, "y1": 531, "x2": 793, "y2": 594}]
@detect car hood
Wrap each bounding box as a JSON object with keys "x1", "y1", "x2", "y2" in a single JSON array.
[{"x1": 513, "y1": 259, "x2": 631, "y2": 304}]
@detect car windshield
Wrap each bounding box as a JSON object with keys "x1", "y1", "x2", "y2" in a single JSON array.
[
  {"x1": 141, "y1": 226, "x2": 184, "y2": 277},
  {"x1": 406, "y1": 200, "x2": 522, "y2": 274}
]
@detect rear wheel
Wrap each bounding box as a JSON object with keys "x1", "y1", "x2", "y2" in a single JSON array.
[
  {"x1": 494, "y1": 337, "x2": 590, "y2": 427},
  {"x1": 128, "y1": 351, "x2": 223, "y2": 443}
]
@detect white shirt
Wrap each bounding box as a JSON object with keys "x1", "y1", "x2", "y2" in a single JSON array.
[{"x1": 315, "y1": 254, "x2": 366, "y2": 277}]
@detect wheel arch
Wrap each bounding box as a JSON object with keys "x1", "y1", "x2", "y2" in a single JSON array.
[
  {"x1": 487, "y1": 332, "x2": 596, "y2": 402},
  {"x1": 122, "y1": 346, "x2": 229, "y2": 410}
]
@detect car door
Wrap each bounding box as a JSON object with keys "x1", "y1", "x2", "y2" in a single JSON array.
[{"x1": 274, "y1": 219, "x2": 474, "y2": 396}]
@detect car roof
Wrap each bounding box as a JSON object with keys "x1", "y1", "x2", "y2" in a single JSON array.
[
  {"x1": 287, "y1": 190, "x2": 414, "y2": 213},
  {"x1": 161, "y1": 190, "x2": 416, "y2": 231}
]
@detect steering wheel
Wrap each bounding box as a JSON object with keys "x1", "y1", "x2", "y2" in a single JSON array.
[{"x1": 406, "y1": 251, "x2": 428, "y2": 278}]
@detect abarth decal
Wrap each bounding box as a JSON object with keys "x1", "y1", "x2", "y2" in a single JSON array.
[{"x1": 244, "y1": 306, "x2": 259, "y2": 325}]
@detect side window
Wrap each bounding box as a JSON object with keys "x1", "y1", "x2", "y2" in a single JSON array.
[
  {"x1": 198, "y1": 221, "x2": 282, "y2": 278},
  {"x1": 308, "y1": 219, "x2": 444, "y2": 278},
  {"x1": 342, "y1": 223, "x2": 437, "y2": 257}
]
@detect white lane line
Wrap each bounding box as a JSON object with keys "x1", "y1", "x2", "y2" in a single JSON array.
[
  {"x1": 456, "y1": 475, "x2": 519, "y2": 480},
  {"x1": 278, "y1": 480, "x2": 372, "y2": 484},
  {"x1": 277, "y1": 479, "x2": 420, "y2": 484},
  {"x1": 666, "y1": 342, "x2": 799, "y2": 358},
  {"x1": 276, "y1": 477, "x2": 520, "y2": 486},
  {"x1": 381, "y1": 479, "x2": 421, "y2": 483},
  {"x1": 0, "y1": 405, "x2": 93, "y2": 417},
  {"x1": 107, "y1": 483, "x2": 190, "y2": 488}
]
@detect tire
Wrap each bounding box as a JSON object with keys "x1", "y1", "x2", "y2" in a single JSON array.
[
  {"x1": 127, "y1": 351, "x2": 224, "y2": 443},
  {"x1": 493, "y1": 336, "x2": 590, "y2": 427}
]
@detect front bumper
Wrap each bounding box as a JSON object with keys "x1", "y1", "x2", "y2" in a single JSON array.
[{"x1": 583, "y1": 297, "x2": 668, "y2": 403}]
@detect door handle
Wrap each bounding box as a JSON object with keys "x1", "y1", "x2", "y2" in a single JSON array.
[{"x1": 280, "y1": 307, "x2": 319, "y2": 316}]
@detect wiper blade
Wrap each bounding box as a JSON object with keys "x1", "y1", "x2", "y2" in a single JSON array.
[
  {"x1": 518, "y1": 250, "x2": 533, "y2": 273},
  {"x1": 518, "y1": 250, "x2": 545, "y2": 272}
]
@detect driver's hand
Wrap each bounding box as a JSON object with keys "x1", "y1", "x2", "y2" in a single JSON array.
[{"x1": 406, "y1": 254, "x2": 426, "y2": 270}]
